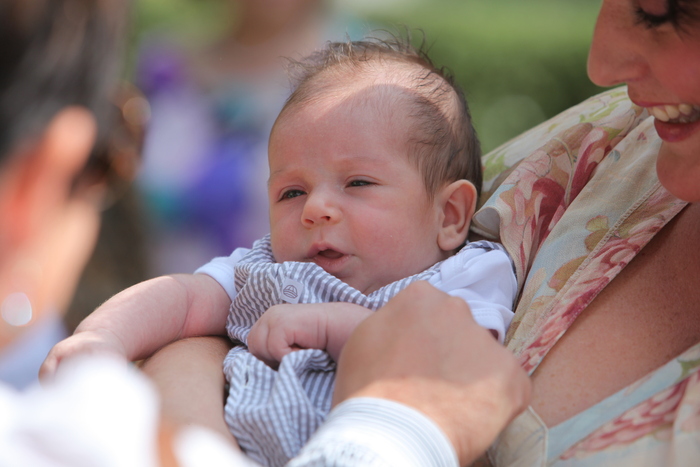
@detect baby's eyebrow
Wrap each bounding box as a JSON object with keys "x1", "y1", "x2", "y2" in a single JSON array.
[
  {"x1": 267, "y1": 169, "x2": 305, "y2": 193},
  {"x1": 267, "y1": 169, "x2": 289, "y2": 186}
]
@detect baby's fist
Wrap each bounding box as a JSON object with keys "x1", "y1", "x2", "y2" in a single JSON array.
[{"x1": 39, "y1": 330, "x2": 127, "y2": 382}]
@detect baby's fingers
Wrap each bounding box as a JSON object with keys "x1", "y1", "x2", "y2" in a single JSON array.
[
  {"x1": 39, "y1": 338, "x2": 86, "y2": 382},
  {"x1": 249, "y1": 320, "x2": 279, "y2": 369},
  {"x1": 39, "y1": 332, "x2": 127, "y2": 383},
  {"x1": 38, "y1": 351, "x2": 60, "y2": 381},
  {"x1": 249, "y1": 318, "x2": 297, "y2": 369}
]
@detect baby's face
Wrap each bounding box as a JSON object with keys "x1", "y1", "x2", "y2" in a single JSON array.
[{"x1": 268, "y1": 90, "x2": 450, "y2": 295}]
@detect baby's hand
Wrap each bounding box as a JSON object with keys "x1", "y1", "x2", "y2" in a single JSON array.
[
  {"x1": 248, "y1": 302, "x2": 371, "y2": 369},
  {"x1": 39, "y1": 330, "x2": 127, "y2": 381}
]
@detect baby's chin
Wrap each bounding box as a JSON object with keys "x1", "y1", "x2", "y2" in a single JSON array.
[
  {"x1": 356, "y1": 282, "x2": 381, "y2": 295},
  {"x1": 325, "y1": 273, "x2": 373, "y2": 295},
  {"x1": 342, "y1": 275, "x2": 396, "y2": 296}
]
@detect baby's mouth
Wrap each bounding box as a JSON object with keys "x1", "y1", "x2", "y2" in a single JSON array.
[
  {"x1": 309, "y1": 247, "x2": 351, "y2": 276},
  {"x1": 317, "y1": 249, "x2": 344, "y2": 260}
]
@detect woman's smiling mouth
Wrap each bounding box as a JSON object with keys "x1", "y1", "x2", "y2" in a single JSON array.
[
  {"x1": 640, "y1": 103, "x2": 700, "y2": 143},
  {"x1": 646, "y1": 103, "x2": 700, "y2": 124}
]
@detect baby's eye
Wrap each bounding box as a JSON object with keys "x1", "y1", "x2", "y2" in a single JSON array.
[
  {"x1": 280, "y1": 189, "x2": 305, "y2": 200},
  {"x1": 347, "y1": 179, "x2": 373, "y2": 188}
]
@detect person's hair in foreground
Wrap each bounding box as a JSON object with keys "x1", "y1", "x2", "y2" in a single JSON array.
[
  {"x1": 0, "y1": 0, "x2": 125, "y2": 161},
  {"x1": 1, "y1": 0, "x2": 147, "y2": 343},
  {"x1": 0, "y1": 1, "x2": 189, "y2": 466},
  {"x1": 276, "y1": 34, "x2": 483, "y2": 198},
  {"x1": 0, "y1": 0, "x2": 129, "y2": 342}
]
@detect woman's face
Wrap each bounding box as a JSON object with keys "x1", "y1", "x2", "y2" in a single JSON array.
[{"x1": 588, "y1": 0, "x2": 700, "y2": 202}]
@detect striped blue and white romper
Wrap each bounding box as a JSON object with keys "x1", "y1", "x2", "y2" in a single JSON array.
[{"x1": 197, "y1": 235, "x2": 517, "y2": 466}]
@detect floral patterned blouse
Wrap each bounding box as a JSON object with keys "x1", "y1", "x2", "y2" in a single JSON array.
[{"x1": 472, "y1": 87, "x2": 700, "y2": 466}]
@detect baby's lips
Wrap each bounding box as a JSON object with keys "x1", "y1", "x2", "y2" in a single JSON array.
[{"x1": 317, "y1": 249, "x2": 344, "y2": 259}]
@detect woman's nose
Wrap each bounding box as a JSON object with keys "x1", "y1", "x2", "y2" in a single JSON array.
[
  {"x1": 587, "y1": 0, "x2": 648, "y2": 88},
  {"x1": 301, "y1": 191, "x2": 341, "y2": 227}
]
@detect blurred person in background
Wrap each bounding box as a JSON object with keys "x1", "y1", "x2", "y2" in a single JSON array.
[
  {"x1": 137, "y1": 0, "x2": 371, "y2": 276},
  {"x1": 0, "y1": 0, "x2": 138, "y2": 389},
  {"x1": 0, "y1": 1, "x2": 249, "y2": 464}
]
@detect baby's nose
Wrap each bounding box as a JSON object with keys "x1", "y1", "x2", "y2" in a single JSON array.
[{"x1": 301, "y1": 192, "x2": 341, "y2": 227}]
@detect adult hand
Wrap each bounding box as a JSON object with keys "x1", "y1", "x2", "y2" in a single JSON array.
[{"x1": 333, "y1": 281, "x2": 531, "y2": 466}]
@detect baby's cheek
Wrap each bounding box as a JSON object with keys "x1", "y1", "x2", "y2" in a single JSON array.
[
  {"x1": 269, "y1": 233, "x2": 288, "y2": 262},
  {"x1": 271, "y1": 231, "x2": 304, "y2": 263}
]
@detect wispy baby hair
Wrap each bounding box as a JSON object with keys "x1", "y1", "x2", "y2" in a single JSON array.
[{"x1": 276, "y1": 32, "x2": 482, "y2": 198}]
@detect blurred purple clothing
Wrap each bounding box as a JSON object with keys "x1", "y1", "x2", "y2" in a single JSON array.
[
  {"x1": 136, "y1": 42, "x2": 283, "y2": 274},
  {"x1": 135, "y1": 16, "x2": 370, "y2": 275}
]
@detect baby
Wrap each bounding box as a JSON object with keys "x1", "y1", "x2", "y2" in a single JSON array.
[{"x1": 42, "y1": 38, "x2": 517, "y2": 466}]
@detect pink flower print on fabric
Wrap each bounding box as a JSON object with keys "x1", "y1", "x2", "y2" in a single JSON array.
[
  {"x1": 517, "y1": 188, "x2": 681, "y2": 374},
  {"x1": 496, "y1": 123, "x2": 609, "y2": 287},
  {"x1": 560, "y1": 370, "x2": 700, "y2": 460},
  {"x1": 568, "y1": 127, "x2": 611, "y2": 203}
]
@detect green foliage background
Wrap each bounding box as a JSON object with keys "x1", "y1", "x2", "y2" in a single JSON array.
[
  {"x1": 364, "y1": 0, "x2": 605, "y2": 152},
  {"x1": 132, "y1": 0, "x2": 604, "y2": 152}
]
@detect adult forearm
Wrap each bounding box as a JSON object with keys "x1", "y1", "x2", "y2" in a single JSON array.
[{"x1": 139, "y1": 336, "x2": 236, "y2": 442}]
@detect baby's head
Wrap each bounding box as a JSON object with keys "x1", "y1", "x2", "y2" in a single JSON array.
[{"x1": 267, "y1": 37, "x2": 481, "y2": 294}]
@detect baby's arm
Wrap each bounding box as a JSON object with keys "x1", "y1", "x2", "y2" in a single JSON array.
[
  {"x1": 40, "y1": 273, "x2": 231, "y2": 379},
  {"x1": 248, "y1": 302, "x2": 372, "y2": 367}
]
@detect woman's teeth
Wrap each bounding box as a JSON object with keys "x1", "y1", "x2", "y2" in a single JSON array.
[{"x1": 647, "y1": 104, "x2": 700, "y2": 123}]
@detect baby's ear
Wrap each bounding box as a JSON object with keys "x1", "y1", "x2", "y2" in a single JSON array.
[{"x1": 437, "y1": 180, "x2": 477, "y2": 252}]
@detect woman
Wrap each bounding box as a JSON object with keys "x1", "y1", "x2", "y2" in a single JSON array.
[{"x1": 134, "y1": 0, "x2": 700, "y2": 465}]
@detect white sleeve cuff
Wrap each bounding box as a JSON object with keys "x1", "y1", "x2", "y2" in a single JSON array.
[
  {"x1": 290, "y1": 397, "x2": 458, "y2": 467},
  {"x1": 194, "y1": 248, "x2": 250, "y2": 302}
]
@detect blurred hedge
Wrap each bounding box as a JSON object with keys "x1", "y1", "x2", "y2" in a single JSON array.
[
  {"x1": 132, "y1": 0, "x2": 604, "y2": 152},
  {"x1": 362, "y1": 0, "x2": 605, "y2": 151}
]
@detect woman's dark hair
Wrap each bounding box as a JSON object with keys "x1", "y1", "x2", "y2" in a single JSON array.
[
  {"x1": 0, "y1": 0, "x2": 128, "y2": 161},
  {"x1": 277, "y1": 34, "x2": 482, "y2": 198}
]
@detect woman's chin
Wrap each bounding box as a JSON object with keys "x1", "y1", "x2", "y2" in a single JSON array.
[{"x1": 656, "y1": 145, "x2": 700, "y2": 203}]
